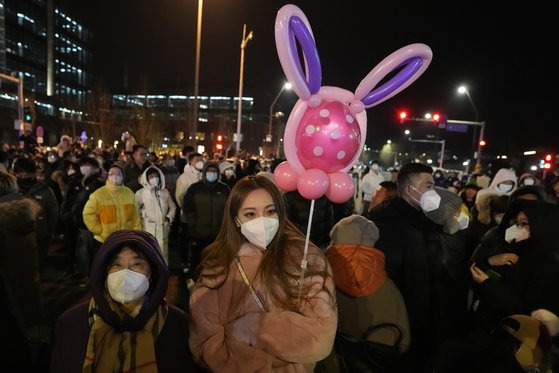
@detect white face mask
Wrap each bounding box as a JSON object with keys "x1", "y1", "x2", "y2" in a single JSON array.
[
  {"x1": 456, "y1": 211, "x2": 470, "y2": 230},
  {"x1": 224, "y1": 169, "x2": 235, "y2": 178},
  {"x1": 523, "y1": 178, "x2": 535, "y2": 186},
  {"x1": 205, "y1": 172, "x2": 218, "y2": 183},
  {"x1": 194, "y1": 161, "x2": 204, "y2": 171},
  {"x1": 497, "y1": 183, "x2": 514, "y2": 194},
  {"x1": 67, "y1": 168, "x2": 76, "y2": 176},
  {"x1": 410, "y1": 185, "x2": 441, "y2": 212},
  {"x1": 371, "y1": 164, "x2": 379, "y2": 171},
  {"x1": 80, "y1": 166, "x2": 94, "y2": 177},
  {"x1": 505, "y1": 224, "x2": 529, "y2": 243},
  {"x1": 106, "y1": 269, "x2": 149, "y2": 304},
  {"x1": 108, "y1": 174, "x2": 123, "y2": 186},
  {"x1": 238, "y1": 217, "x2": 279, "y2": 249},
  {"x1": 148, "y1": 177, "x2": 159, "y2": 187}
]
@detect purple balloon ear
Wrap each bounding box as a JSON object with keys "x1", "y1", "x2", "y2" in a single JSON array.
[
  {"x1": 289, "y1": 16, "x2": 321, "y2": 95},
  {"x1": 360, "y1": 57, "x2": 424, "y2": 107}
]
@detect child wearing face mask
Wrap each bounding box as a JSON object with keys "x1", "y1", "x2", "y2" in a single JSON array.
[
  {"x1": 135, "y1": 166, "x2": 176, "y2": 265},
  {"x1": 189, "y1": 175, "x2": 337, "y2": 372}
]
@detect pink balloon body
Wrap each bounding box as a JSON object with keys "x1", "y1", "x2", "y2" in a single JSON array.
[
  {"x1": 295, "y1": 100, "x2": 361, "y2": 173},
  {"x1": 297, "y1": 168, "x2": 329, "y2": 200},
  {"x1": 273, "y1": 161, "x2": 298, "y2": 191},
  {"x1": 326, "y1": 172, "x2": 355, "y2": 203}
]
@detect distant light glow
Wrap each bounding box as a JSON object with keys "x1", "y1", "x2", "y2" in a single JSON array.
[{"x1": 524, "y1": 150, "x2": 536, "y2": 155}]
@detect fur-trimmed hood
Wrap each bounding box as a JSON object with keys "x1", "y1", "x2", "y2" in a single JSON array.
[{"x1": 0, "y1": 195, "x2": 41, "y2": 234}]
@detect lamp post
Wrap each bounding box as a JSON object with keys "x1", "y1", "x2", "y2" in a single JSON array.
[
  {"x1": 191, "y1": 0, "x2": 204, "y2": 145},
  {"x1": 268, "y1": 82, "x2": 292, "y2": 141},
  {"x1": 457, "y1": 85, "x2": 484, "y2": 169},
  {"x1": 235, "y1": 24, "x2": 253, "y2": 153}
]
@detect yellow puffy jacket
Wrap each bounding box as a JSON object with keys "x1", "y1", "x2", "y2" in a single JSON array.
[{"x1": 82, "y1": 184, "x2": 141, "y2": 242}]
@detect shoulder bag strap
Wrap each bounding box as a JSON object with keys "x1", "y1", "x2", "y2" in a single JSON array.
[{"x1": 235, "y1": 257, "x2": 267, "y2": 313}]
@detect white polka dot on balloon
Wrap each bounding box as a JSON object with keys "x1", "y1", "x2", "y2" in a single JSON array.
[
  {"x1": 330, "y1": 130, "x2": 340, "y2": 140},
  {"x1": 337, "y1": 150, "x2": 345, "y2": 160},
  {"x1": 346, "y1": 115, "x2": 354, "y2": 123},
  {"x1": 320, "y1": 109, "x2": 330, "y2": 117},
  {"x1": 305, "y1": 125, "x2": 315, "y2": 135},
  {"x1": 313, "y1": 146, "x2": 324, "y2": 156}
]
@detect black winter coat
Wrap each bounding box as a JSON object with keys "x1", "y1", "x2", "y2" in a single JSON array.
[
  {"x1": 184, "y1": 180, "x2": 230, "y2": 239},
  {"x1": 72, "y1": 172, "x2": 105, "y2": 229},
  {"x1": 369, "y1": 198, "x2": 438, "y2": 331},
  {"x1": 284, "y1": 192, "x2": 334, "y2": 250}
]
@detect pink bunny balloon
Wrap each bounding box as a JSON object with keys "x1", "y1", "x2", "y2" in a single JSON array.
[{"x1": 273, "y1": 4, "x2": 433, "y2": 203}]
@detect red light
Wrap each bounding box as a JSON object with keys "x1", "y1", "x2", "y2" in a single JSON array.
[
  {"x1": 479, "y1": 140, "x2": 486, "y2": 147},
  {"x1": 544, "y1": 163, "x2": 551, "y2": 169},
  {"x1": 399, "y1": 111, "x2": 407, "y2": 120},
  {"x1": 216, "y1": 144, "x2": 223, "y2": 150},
  {"x1": 545, "y1": 154, "x2": 552, "y2": 161},
  {"x1": 217, "y1": 135, "x2": 223, "y2": 141},
  {"x1": 433, "y1": 113, "x2": 440, "y2": 121}
]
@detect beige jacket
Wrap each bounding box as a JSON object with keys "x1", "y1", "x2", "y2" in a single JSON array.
[{"x1": 189, "y1": 242, "x2": 337, "y2": 372}]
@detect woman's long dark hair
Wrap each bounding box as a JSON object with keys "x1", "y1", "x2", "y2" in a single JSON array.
[{"x1": 199, "y1": 175, "x2": 333, "y2": 312}]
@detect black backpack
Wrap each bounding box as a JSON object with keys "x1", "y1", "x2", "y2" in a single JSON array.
[{"x1": 335, "y1": 323, "x2": 406, "y2": 373}]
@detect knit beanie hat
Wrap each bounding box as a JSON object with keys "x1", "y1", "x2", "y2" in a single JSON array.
[
  {"x1": 424, "y1": 187, "x2": 463, "y2": 226},
  {"x1": 329, "y1": 214, "x2": 379, "y2": 247}
]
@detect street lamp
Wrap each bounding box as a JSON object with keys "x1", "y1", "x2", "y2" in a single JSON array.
[
  {"x1": 457, "y1": 85, "x2": 485, "y2": 168},
  {"x1": 268, "y1": 82, "x2": 292, "y2": 141},
  {"x1": 235, "y1": 24, "x2": 253, "y2": 152},
  {"x1": 191, "y1": 0, "x2": 204, "y2": 145}
]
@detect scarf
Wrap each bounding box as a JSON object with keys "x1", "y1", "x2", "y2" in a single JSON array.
[{"x1": 82, "y1": 295, "x2": 168, "y2": 373}]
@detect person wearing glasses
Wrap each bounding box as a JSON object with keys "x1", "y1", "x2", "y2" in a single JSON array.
[
  {"x1": 83, "y1": 164, "x2": 141, "y2": 251},
  {"x1": 469, "y1": 199, "x2": 559, "y2": 324},
  {"x1": 124, "y1": 145, "x2": 152, "y2": 192}
]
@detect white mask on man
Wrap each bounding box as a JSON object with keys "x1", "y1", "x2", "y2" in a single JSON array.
[
  {"x1": 238, "y1": 217, "x2": 279, "y2": 249},
  {"x1": 410, "y1": 185, "x2": 441, "y2": 212}
]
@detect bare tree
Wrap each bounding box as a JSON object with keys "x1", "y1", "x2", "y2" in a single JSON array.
[{"x1": 87, "y1": 81, "x2": 116, "y2": 145}]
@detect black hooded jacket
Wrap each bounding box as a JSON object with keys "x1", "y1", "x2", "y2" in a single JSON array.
[
  {"x1": 50, "y1": 230, "x2": 195, "y2": 372},
  {"x1": 473, "y1": 200, "x2": 559, "y2": 332},
  {"x1": 183, "y1": 163, "x2": 230, "y2": 239}
]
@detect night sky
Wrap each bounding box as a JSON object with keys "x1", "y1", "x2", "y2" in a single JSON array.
[{"x1": 61, "y1": 0, "x2": 555, "y2": 157}]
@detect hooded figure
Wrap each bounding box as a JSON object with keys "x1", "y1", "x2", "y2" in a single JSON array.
[
  {"x1": 326, "y1": 215, "x2": 410, "y2": 352},
  {"x1": 183, "y1": 162, "x2": 230, "y2": 272},
  {"x1": 475, "y1": 168, "x2": 518, "y2": 205},
  {"x1": 57, "y1": 135, "x2": 72, "y2": 157},
  {"x1": 50, "y1": 230, "x2": 194, "y2": 372},
  {"x1": 471, "y1": 199, "x2": 559, "y2": 332},
  {"x1": 219, "y1": 161, "x2": 237, "y2": 189},
  {"x1": 135, "y1": 166, "x2": 176, "y2": 264}
]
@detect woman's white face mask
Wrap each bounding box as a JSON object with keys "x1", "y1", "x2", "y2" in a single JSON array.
[
  {"x1": 237, "y1": 217, "x2": 279, "y2": 249},
  {"x1": 106, "y1": 269, "x2": 149, "y2": 304},
  {"x1": 505, "y1": 224, "x2": 530, "y2": 243}
]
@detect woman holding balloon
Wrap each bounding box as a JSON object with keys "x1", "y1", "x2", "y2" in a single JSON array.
[
  {"x1": 188, "y1": 174, "x2": 337, "y2": 372},
  {"x1": 189, "y1": 3, "x2": 432, "y2": 371}
]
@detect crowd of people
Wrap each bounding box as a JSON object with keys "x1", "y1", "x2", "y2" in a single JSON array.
[{"x1": 1, "y1": 133, "x2": 559, "y2": 372}]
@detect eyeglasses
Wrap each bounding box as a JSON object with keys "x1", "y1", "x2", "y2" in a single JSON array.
[{"x1": 108, "y1": 172, "x2": 122, "y2": 176}]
